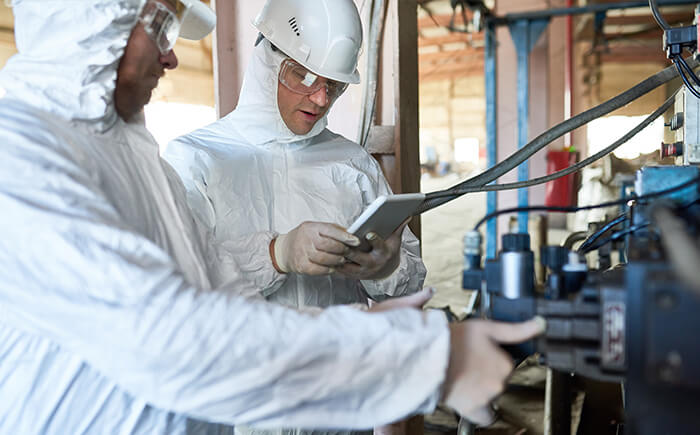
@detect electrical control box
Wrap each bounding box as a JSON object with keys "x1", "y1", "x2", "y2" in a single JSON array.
[{"x1": 674, "y1": 86, "x2": 700, "y2": 165}]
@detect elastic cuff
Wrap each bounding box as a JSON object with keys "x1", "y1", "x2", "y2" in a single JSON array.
[{"x1": 269, "y1": 237, "x2": 286, "y2": 274}]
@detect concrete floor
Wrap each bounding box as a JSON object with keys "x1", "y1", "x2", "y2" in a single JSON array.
[{"x1": 421, "y1": 173, "x2": 485, "y2": 314}]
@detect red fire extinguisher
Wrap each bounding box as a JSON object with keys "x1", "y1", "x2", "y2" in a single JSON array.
[{"x1": 545, "y1": 149, "x2": 579, "y2": 207}]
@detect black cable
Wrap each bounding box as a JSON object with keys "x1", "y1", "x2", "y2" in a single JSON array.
[
  {"x1": 416, "y1": 58, "x2": 697, "y2": 214},
  {"x1": 673, "y1": 58, "x2": 700, "y2": 99},
  {"x1": 677, "y1": 55, "x2": 700, "y2": 87},
  {"x1": 582, "y1": 223, "x2": 650, "y2": 253},
  {"x1": 422, "y1": 89, "x2": 678, "y2": 201},
  {"x1": 577, "y1": 213, "x2": 629, "y2": 253},
  {"x1": 582, "y1": 197, "x2": 700, "y2": 254},
  {"x1": 472, "y1": 175, "x2": 700, "y2": 230},
  {"x1": 649, "y1": 0, "x2": 672, "y2": 30},
  {"x1": 675, "y1": 55, "x2": 700, "y2": 101},
  {"x1": 580, "y1": 197, "x2": 700, "y2": 253}
]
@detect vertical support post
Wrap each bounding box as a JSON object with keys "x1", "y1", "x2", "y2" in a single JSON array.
[
  {"x1": 530, "y1": 213, "x2": 548, "y2": 285},
  {"x1": 212, "y1": 0, "x2": 241, "y2": 119},
  {"x1": 373, "y1": 0, "x2": 422, "y2": 240},
  {"x1": 544, "y1": 369, "x2": 573, "y2": 435},
  {"x1": 564, "y1": 0, "x2": 574, "y2": 148},
  {"x1": 394, "y1": 2, "x2": 422, "y2": 431},
  {"x1": 394, "y1": 0, "x2": 421, "y2": 198},
  {"x1": 485, "y1": 21, "x2": 498, "y2": 259},
  {"x1": 509, "y1": 19, "x2": 549, "y2": 234},
  {"x1": 515, "y1": 20, "x2": 530, "y2": 234}
]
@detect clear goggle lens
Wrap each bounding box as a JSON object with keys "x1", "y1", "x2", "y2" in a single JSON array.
[
  {"x1": 278, "y1": 59, "x2": 349, "y2": 101},
  {"x1": 139, "y1": 1, "x2": 186, "y2": 55}
]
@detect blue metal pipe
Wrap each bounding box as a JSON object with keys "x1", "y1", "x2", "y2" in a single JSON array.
[
  {"x1": 509, "y1": 19, "x2": 548, "y2": 234},
  {"x1": 485, "y1": 23, "x2": 498, "y2": 259},
  {"x1": 488, "y1": 0, "x2": 697, "y2": 26},
  {"x1": 515, "y1": 21, "x2": 530, "y2": 234}
]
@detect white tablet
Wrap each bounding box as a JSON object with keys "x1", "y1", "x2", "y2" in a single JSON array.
[{"x1": 347, "y1": 193, "x2": 426, "y2": 251}]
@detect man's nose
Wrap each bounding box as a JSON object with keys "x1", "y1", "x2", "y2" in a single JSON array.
[
  {"x1": 308, "y1": 86, "x2": 328, "y2": 107},
  {"x1": 160, "y1": 49, "x2": 179, "y2": 70}
]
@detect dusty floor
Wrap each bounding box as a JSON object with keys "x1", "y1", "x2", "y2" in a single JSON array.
[{"x1": 420, "y1": 173, "x2": 485, "y2": 314}]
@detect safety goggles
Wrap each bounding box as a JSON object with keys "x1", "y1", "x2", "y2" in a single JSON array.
[
  {"x1": 139, "y1": 0, "x2": 189, "y2": 55},
  {"x1": 278, "y1": 59, "x2": 349, "y2": 101}
]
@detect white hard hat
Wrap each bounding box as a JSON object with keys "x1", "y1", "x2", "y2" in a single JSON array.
[
  {"x1": 178, "y1": 0, "x2": 216, "y2": 40},
  {"x1": 253, "y1": 0, "x2": 363, "y2": 84}
]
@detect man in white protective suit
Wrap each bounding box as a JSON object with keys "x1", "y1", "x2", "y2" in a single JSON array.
[
  {"x1": 165, "y1": 1, "x2": 428, "y2": 433},
  {"x1": 0, "y1": 0, "x2": 545, "y2": 434},
  {"x1": 165, "y1": 0, "x2": 425, "y2": 324}
]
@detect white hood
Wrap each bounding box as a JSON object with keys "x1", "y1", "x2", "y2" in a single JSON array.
[
  {"x1": 0, "y1": 0, "x2": 142, "y2": 132},
  {"x1": 163, "y1": 36, "x2": 427, "y2": 311},
  {"x1": 219, "y1": 38, "x2": 329, "y2": 146}
]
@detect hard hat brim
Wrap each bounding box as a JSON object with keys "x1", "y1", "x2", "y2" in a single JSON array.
[{"x1": 259, "y1": 31, "x2": 361, "y2": 85}]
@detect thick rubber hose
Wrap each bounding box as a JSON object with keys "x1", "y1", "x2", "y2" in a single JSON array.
[
  {"x1": 417, "y1": 57, "x2": 696, "y2": 214},
  {"x1": 424, "y1": 88, "x2": 678, "y2": 199}
]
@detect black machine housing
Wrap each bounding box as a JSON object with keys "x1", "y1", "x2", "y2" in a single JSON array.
[{"x1": 462, "y1": 166, "x2": 700, "y2": 434}]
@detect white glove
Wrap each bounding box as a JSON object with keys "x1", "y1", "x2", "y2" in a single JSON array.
[
  {"x1": 273, "y1": 222, "x2": 360, "y2": 275},
  {"x1": 462, "y1": 405, "x2": 497, "y2": 427},
  {"x1": 442, "y1": 318, "x2": 546, "y2": 418},
  {"x1": 337, "y1": 219, "x2": 409, "y2": 280}
]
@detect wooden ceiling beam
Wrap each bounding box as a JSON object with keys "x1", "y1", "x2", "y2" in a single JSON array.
[
  {"x1": 605, "y1": 29, "x2": 663, "y2": 40},
  {"x1": 604, "y1": 12, "x2": 692, "y2": 26},
  {"x1": 420, "y1": 58, "x2": 484, "y2": 75},
  {"x1": 420, "y1": 47, "x2": 483, "y2": 62},
  {"x1": 596, "y1": 46, "x2": 669, "y2": 64},
  {"x1": 420, "y1": 67, "x2": 484, "y2": 82},
  {"x1": 418, "y1": 13, "x2": 469, "y2": 29},
  {"x1": 599, "y1": 52, "x2": 669, "y2": 64},
  {"x1": 419, "y1": 32, "x2": 484, "y2": 48}
]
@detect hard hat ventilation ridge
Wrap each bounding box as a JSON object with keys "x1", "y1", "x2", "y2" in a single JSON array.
[{"x1": 288, "y1": 17, "x2": 301, "y2": 36}]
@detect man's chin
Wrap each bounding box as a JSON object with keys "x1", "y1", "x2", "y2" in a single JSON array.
[
  {"x1": 145, "y1": 89, "x2": 154, "y2": 105},
  {"x1": 290, "y1": 125, "x2": 314, "y2": 135}
]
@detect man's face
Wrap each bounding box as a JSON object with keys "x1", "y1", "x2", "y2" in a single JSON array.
[
  {"x1": 114, "y1": 0, "x2": 179, "y2": 121},
  {"x1": 277, "y1": 77, "x2": 332, "y2": 136}
]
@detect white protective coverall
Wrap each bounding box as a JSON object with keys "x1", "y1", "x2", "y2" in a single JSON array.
[
  {"x1": 0, "y1": 1, "x2": 449, "y2": 434},
  {"x1": 164, "y1": 40, "x2": 427, "y2": 309}
]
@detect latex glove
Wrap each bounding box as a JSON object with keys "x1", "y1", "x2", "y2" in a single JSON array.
[
  {"x1": 336, "y1": 219, "x2": 409, "y2": 280},
  {"x1": 462, "y1": 405, "x2": 497, "y2": 427},
  {"x1": 368, "y1": 287, "x2": 435, "y2": 313},
  {"x1": 274, "y1": 222, "x2": 360, "y2": 275},
  {"x1": 442, "y1": 317, "x2": 546, "y2": 418}
]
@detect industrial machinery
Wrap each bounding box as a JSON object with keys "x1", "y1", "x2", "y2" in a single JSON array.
[
  {"x1": 462, "y1": 165, "x2": 700, "y2": 434},
  {"x1": 447, "y1": 2, "x2": 700, "y2": 432},
  {"x1": 413, "y1": 1, "x2": 700, "y2": 432}
]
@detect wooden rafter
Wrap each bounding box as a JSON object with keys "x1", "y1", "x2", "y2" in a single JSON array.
[{"x1": 419, "y1": 32, "x2": 484, "y2": 47}]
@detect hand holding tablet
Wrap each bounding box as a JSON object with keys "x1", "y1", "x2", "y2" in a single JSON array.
[{"x1": 346, "y1": 193, "x2": 425, "y2": 252}]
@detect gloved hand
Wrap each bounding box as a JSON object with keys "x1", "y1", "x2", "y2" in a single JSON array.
[
  {"x1": 461, "y1": 405, "x2": 497, "y2": 428},
  {"x1": 442, "y1": 317, "x2": 546, "y2": 419},
  {"x1": 367, "y1": 287, "x2": 435, "y2": 313},
  {"x1": 273, "y1": 222, "x2": 361, "y2": 275},
  {"x1": 336, "y1": 219, "x2": 409, "y2": 280}
]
